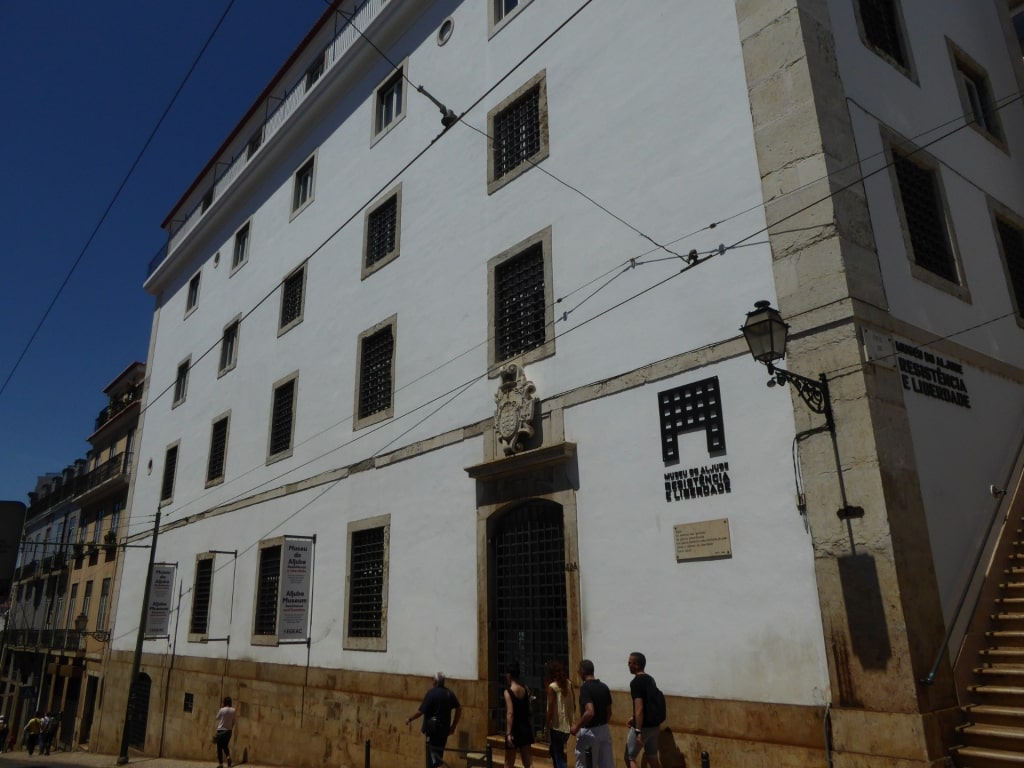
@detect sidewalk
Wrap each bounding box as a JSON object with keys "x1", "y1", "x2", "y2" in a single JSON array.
[{"x1": 0, "y1": 748, "x2": 283, "y2": 768}]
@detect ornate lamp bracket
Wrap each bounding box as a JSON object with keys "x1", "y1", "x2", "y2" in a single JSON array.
[{"x1": 766, "y1": 363, "x2": 835, "y2": 433}]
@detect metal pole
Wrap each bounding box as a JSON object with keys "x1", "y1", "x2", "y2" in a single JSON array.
[
  {"x1": 364, "y1": 738, "x2": 370, "y2": 768},
  {"x1": 116, "y1": 509, "x2": 161, "y2": 765},
  {"x1": 485, "y1": 743, "x2": 492, "y2": 768}
]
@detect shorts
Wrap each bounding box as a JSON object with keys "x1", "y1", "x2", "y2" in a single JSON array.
[{"x1": 625, "y1": 726, "x2": 660, "y2": 760}]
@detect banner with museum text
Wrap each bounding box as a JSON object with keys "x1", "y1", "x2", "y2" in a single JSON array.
[
  {"x1": 278, "y1": 537, "x2": 313, "y2": 641},
  {"x1": 145, "y1": 563, "x2": 177, "y2": 637}
]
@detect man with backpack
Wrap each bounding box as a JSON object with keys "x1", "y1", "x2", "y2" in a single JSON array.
[{"x1": 626, "y1": 652, "x2": 664, "y2": 768}]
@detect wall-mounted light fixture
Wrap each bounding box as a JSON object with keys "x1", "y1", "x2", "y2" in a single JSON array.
[
  {"x1": 741, "y1": 300, "x2": 834, "y2": 433},
  {"x1": 740, "y1": 300, "x2": 862, "y2": 520}
]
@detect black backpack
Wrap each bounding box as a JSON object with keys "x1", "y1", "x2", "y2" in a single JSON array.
[{"x1": 646, "y1": 680, "x2": 666, "y2": 726}]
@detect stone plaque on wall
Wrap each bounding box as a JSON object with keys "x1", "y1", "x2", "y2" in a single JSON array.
[{"x1": 674, "y1": 518, "x2": 731, "y2": 562}]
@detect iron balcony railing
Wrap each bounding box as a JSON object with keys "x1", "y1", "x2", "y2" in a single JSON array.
[
  {"x1": 4, "y1": 628, "x2": 84, "y2": 652},
  {"x1": 77, "y1": 452, "x2": 131, "y2": 496},
  {"x1": 148, "y1": 0, "x2": 386, "y2": 278},
  {"x1": 94, "y1": 384, "x2": 143, "y2": 432}
]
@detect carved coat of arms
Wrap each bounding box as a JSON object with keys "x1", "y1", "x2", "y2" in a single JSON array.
[{"x1": 494, "y1": 364, "x2": 536, "y2": 456}]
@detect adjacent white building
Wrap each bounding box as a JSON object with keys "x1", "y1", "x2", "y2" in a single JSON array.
[{"x1": 101, "y1": 2, "x2": 1024, "y2": 766}]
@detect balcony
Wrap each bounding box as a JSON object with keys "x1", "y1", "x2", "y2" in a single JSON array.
[
  {"x1": 148, "y1": 0, "x2": 389, "y2": 278},
  {"x1": 73, "y1": 452, "x2": 131, "y2": 506},
  {"x1": 4, "y1": 628, "x2": 84, "y2": 652},
  {"x1": 93, "y1": 383, "x2": 143, "y2": 432}
]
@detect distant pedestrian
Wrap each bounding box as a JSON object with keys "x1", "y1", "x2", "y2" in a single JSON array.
[
  {"x1": 214, "y1": 696, "x2": 236, "y2": 768},
  {"x1": 503, "y1": 661, "x2": 533, "y2": 768},
  {"x1": 406, "y1": 672, "x2": 462, "y2": 768},
  {"x1": 570, "y1": 660, "x2": 613, "y2": 768},
  {"x1": 0, "y1": 715, "x2": 8, "y2": 752},
  {"x1": 23, "y1": 712, "x2": 42, "y2": 755},
  {"x1": 42, "y1": 711, "x2": 59, "y2": 754},
  {"x1": 39, "y1": 712, "x2": 52, "y2": 755},
  {"x1": 544, "y1": 660, "x2": 574, "y2": 768}
]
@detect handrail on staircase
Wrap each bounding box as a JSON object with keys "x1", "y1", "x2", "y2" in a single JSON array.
[{"x1": 922, "y1": 430, "x2": 1024, "y2": 686}]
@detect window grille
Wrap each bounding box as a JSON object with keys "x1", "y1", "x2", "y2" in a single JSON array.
[
  {"x1": 366, "y1": 196, "x2": 398, "y2": 267},
  {"x1": 190, "y1": 558, "x2": 213, "y2": 635},
  {"x1": 254, "y1": 545, "x2": 281, "y2": 635},
  {"x1": 207, "y1": 418, "x2": 229, "y2": 484},
  {"x1": 348, "y1": 527, "x2": 385, "y2": 637},
  {"x1": 859, "y1": 0, "x2": 906, "y2": 66},
  {"x1": 495, "y1": 243, "x2": 546, "y2": 362},
  {"x1": 358, "y1": 327, "x2": 394, "y2": 419},
  {"x1": 493, "y1": 86, "x2": 541, "y2": 180},
  {"x1": 160, "y1": 446, "x2": 178, "y2": 502},
  {"x1": 269, "y1": 380, "x2": 296, "y2": 457},
  {"x1": 892, "y1": 152, "x2": 957, "y2": 283},
  {"x1": 997, "y1": 218, "x2": 1024, "y2": 318},
  {"x1": 492, "y1": 501, "x2": 567, "y2": 736},
  {"x1": 280, "y1": 269, "x2": 304, "y2": 329}
]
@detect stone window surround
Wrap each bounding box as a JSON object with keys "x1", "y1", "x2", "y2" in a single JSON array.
[
  {"x1": 852, "y1": 0, "x2": 917, "y2": 82},
  {"x1": 267, "y1": 371, "x2": 299, "y2": 465},
  {"x1": 489, "y1": 0, "x2": 534, "y2": 38},
  {"x1": 251, "y1": 537, "x2": 284, "y2": 646},
  {"x1": 159, "y1": 440, "x2": 180, "y2": 507},
  {"x1": 880, "y1": 127, "x2": 970, "y2": 303},
  {"x1": 231, "y1": 219, "x2": 252, "y2": 275},
  {"x1": 205, "y1": 410, "x2": 231, "y2": 488},
  {"x1": 290, "y1": 151, "x2": 318, "y2": 220},
  {"x1": 487, "y1": 225, "x2": 555, "y2": 375},
  {"x1": 185, "y1": 270, "x2": 201, "y2": 318},
  {"x1": 218, "y1": 316, "x2": 241, "y2": 377},
  {"x1": 486, "y1": 69, "x2": 549, "y2": 195},
  {"x1": 278, "y1": 264, "x2": 307, "y2": 337},
  {"x1": 361, "y1": 183, "x2": 403, "y2": 280},
  {"x1": 370, "y1": 59, "x2": 409, "y2": 147},
  {"x1": 187, "y1": 552, "x2": 216, "y2": 642},
  {"x1": 988, "y1": 196, "x2": 1024, "y2": 331},
  {"x1": 352, "y1": 315, "x2": 398, "y2": 431},
  {"x1": 947, "y1": 38, "x2": 1007, "y2": 151},
  {"x1": 342, "y1": 514, "x2": 390, "y2": 652},
  {"x1": 172, "y1": 356, "x2": 191, "y2": 409}
]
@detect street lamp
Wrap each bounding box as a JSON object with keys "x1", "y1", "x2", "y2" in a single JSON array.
[
  {"x1": 740, "y1": 300, "x2": 834, "y2": 433},
  {"x1": 740, "y1": 301, "x2": 862, "y2": 520}
]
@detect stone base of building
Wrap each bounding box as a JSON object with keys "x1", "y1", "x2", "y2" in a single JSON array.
[{"x1": 91, "y1": 651, "x2": 956, "y2": 768}]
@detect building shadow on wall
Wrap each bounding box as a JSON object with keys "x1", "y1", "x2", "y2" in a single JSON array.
[
  {"x1": 837, "y1": 553, "x2": 891, "y2": 670},
  {"x1": 657, "y1": 729, "x2": 686, "y2": 768}
]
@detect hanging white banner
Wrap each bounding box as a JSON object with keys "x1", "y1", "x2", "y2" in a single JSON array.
[
  {"x1": 277, "y1": 538, "x2": 313, "y2": 641},
  {"x1": 145, "y1": 564, "x2": 176, "y2": 636}
]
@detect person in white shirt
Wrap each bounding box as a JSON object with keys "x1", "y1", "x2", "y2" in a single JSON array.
[{"x1": 215, "y1": 696, "x2": 237, "y2": 768}]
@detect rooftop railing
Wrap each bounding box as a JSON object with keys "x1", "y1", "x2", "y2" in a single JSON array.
[{"x1": 149, "y1": 0, "x2": 385, "y2": 278}]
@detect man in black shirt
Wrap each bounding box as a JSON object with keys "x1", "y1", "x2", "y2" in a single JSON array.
[
  {"x1": 406, "y1": 673, "x2": 462, "y2": 768},
  {"x1": 627, "y1": 652, "x2": 663, "y2": 768},
  {"x1": 569, "y1": 659, "x2": 614, "y2": 768}
]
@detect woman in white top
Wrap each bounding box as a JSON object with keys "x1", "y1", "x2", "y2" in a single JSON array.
[{"x1": 545, "y1": 660, "x2": 574, "y2": 768}]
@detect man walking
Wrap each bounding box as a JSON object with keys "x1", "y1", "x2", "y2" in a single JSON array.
[
  {"x1": 569, "y1": 660, "x2": 613, "y2": 768},
  {"x1": 406, "y1": 672, "x2": 462, "y2": 768},
  {"x1": 214, "y1": 696, "x2": 237, "y2": 768},
  {"x1": 626, "y1": 652, "x2": 663, "y2": 768}
]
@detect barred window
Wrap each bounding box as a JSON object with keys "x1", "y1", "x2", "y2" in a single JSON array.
[
  {"x1": 268, "y1": 376, "x2": 297, "y2": 460},
  {"x1": 219, "y1": 320, "x2": 239, "y2": 375},
  {"x1": 279, "y1": 267, "x2": 305, "y2": 332},
  {"x1": 254, "y1": 545, "x2": 281, "y2": 636},
  {"x1": 892, "y1": 149, "x2": 958, "y2": 284},
  {"x1": 189, "y1": 556, "x2": 214, "y2": 637},
  {"x1": 206, "y1": 416, "x2": 229, "y2": 485},
  {"x1": 494, "y1": 87, "x2": 541, "y2": 180},
  {"x1": 160, "y1": 445, "x2": 178, "y2": 503},
  {"x1": 495, "y1": 243, "x2": 546, "y2": 361},
  {"x1": 355, "y1": 319, "x2": 396, "y2": 428},
  {"x1": 366, "y1": 195, "x2": 398, "y2": 269},
  {"x1": 996, "y1": 217, "x2": 1024, "y2": 320},
  {"x1": 232, "y1": 222, "x2": 250, "y2": 269},
  {"x1": 344, "y1": 515, "x2": 389, "y2": 651},
  {"x1": 859, "y1": 0, "x2": 907, "y2": 68}
]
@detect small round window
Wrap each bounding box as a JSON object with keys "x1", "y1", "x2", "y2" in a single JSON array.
[{"x1": 437, "y1": 17, "x2": 454, "y2": 46}]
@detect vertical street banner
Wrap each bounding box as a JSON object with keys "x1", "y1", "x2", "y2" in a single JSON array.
[
  {"x1": 278, "y1": 537, "x2": 313, "y2": 641},
  {"x1": 145, "y1": 564, "x2": 177, "y2": 637}
]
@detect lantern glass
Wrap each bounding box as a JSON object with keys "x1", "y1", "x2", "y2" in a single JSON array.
[{"x1": 741, "y1": 301, "x2": 789, "y2": 364}]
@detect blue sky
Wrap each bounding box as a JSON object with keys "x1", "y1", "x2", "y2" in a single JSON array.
[{"x1": 0, "y1": 0, "x2": 329, "y2": 502}]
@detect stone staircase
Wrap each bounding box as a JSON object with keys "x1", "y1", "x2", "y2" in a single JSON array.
[{"x1": 953, "y1": 470, "x2": 1024, "y2": 768}]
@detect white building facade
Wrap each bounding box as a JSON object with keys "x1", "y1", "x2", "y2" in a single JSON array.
[{"x1": 101, "y1": 2, "x2": 1024, "y2": 767}]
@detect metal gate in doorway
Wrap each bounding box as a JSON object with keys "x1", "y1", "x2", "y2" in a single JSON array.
[{"x1": 490, "y1": 500, "x2": 568, "y2": 738}]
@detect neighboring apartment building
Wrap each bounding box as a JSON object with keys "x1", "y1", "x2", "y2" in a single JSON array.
[
  {"x1": 104, "y1": 2, "x2": 1024, "y2": 767},
  {"x1": 3, "y1": 363, "x2": 143, "y2": 749}
]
